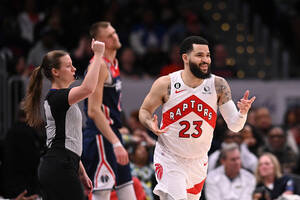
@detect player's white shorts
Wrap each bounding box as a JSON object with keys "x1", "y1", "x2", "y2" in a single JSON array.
[{"x1": 153, "y1": 143, "x2": 208, "y2": 200}]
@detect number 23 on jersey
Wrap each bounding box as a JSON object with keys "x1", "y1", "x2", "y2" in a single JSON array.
[{"x1": 179, "y1": 120, "x2": 203, "y2": 138}]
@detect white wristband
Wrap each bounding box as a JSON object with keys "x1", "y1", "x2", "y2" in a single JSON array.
[
  {"x1": 219, "y1": 100, "x2": 247, "y2": 132},
  {"x1": 113, "y1": 142, "x2": 122, "y2": 148}
]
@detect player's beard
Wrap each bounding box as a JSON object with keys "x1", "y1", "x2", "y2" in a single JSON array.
[{"x1": 189, "y1": 60, "x2": 211, "y2": 79}]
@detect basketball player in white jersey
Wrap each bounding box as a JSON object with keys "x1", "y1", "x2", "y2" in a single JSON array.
[{"x1": 139, "y1": 36, "x2": 256, "y2": 200}]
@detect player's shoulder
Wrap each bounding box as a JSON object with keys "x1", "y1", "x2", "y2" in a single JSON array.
[
  {"x1": 214, "y1": 75, "x2": 230, "y2": 94},
  {"x1": 153, "y1": 75, "x2": 171, "y2": 87},
  {"x1": 214, "y1": 75, "x2": 227, "y2": 84}
]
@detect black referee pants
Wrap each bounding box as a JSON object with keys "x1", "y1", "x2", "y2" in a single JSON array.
[{"x1": 38, "y1": 148, "x2": 85, "y2": 200}]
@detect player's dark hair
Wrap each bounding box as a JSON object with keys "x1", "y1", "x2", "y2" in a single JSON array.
[
  {"x1": 179, "y1": 36, "x2": 209, "y2": 55},
  {"x1": 89, "y1": 21, "x2": 110, "y2": 39},
  {"x1": 22, "y1": 50, "x2": 68, "y2": 127}
]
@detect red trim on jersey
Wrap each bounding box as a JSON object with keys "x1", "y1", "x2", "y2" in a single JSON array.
[
  {"x1": 154, "y1": 163, "x2": 163, "y2": 180},
  {"x1": 88, "y1": 192, "x2": 92, "y2": 200},
  {"x1": 89, "y1": 56, "x2": 120, "y2": 78},
  {"x1": 102, "y1": 105, "x2": 113, "y2": 125},
  {"x1": 95, "y1": 135, "x2": 115, "y2": 188},
  {"x1": 103, "y1": 57, "x2": 120, "y2": 78},
  {"x1": 186, "y1": 178, "x2": 206, "y2": 195},
  {"x1": 161, "y1": 95, "x2": 217, "y2": 129}
]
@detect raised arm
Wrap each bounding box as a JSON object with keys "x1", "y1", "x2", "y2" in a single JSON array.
[
  {"x1": 139, "y1": 76, "x2": 170, "y2": 135},
  {"x1": 215, "y1": 76, "x2": 255, "y2": 132},
  {"x1": 68, "y1": 40, "x2": 105, "y2": 105},
  {"x1": 87, "y1": 64, "x2": 128, "y2": 165}
]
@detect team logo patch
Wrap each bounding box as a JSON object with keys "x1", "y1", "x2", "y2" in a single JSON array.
[
  {"x1": 202, "y1": 86, "x2": 211, "y2": 94},
  {"x1": 174, "y1": 82, "x2": 181, "y2": 89},
  {"x1": 155, "y1": 163, "x2": 163, "y2": 180},
  {"x1": 100, "y1": 174, "x2": 110, "y2": 183}
]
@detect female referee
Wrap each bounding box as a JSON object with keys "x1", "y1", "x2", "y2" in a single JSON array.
[{"x1": 22, "y1": 39, "x2": 104, "y2": 200}]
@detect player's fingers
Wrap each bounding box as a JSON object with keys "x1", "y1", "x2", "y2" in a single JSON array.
[
  {"x1": 243, "y1": 90, "x2": 249, "y2": 100},
  {"x1": 249, "y1": 96, "x2": 256, "y2": 103},
  {"x1": 153, "y1": 114, "x2": 158, "y2": 122},
  {"x1": 156, "y1": 127, "x2": 168, "y2": 135},
  {"x1": 160, "y1": 127, "x2": 169, "y2": 133}
]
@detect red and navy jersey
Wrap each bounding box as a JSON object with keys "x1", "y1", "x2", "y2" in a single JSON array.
[{"x1": 84, "y1": 57, "x2": 122, "y2": 132}]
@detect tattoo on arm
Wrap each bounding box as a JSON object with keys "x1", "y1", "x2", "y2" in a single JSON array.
[
  {"x1": 216, "y1": 77, "x2": 232, "y2": 105},
  {"x1": 163, "y1": 83, "x2": 171, "y2": 104}
]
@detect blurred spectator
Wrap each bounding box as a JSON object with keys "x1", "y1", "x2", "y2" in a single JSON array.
[
  {"x1": 284, "y1": 107, "x2": 300, "y2": 129},
  {"x1": 27, "y1": 25, "x2": 64, "y2": 69},
  {"x1": 205, "y1": 143, "x2": 256, "y2": 200},
  {"x1": 211, "y1": 44, "x2": 236, "y2": 79},
  {"x1": 284, "y1": 107, "x2": 300, "y2": 149},
  {"x1": 257, "y1": 127, "x2": 299, "y2": 174},
  {"x1": 159, "y1": 44, "x2": 183, "y2": 76},
  {"x1": 129, "y1": 8, "x2": 168, "y2": 56},
  {"x1": 255, "y1": 107, "x2": 273, "y2": 140},
  {"x1": 18, "y1": 0, "x2": 44, "y2": 44},
  {"x1": 132, "y1": 129, "x2": 156, "y2": 147},
  {"x1": 119, "y1": 47, "x2": 145, "y2": 79},
  {"x1": 247, "y1": 108, "x2": 257, "y2": 127},
  {"x1": 208, "y1": 129, "x2": 258, "y2": 173},
  {"x1": 253, "y1": 153, "x2": 294, "y2": 200},
  {"x1": 34, "y1": 5, "x2": 65, "y2": 45},
  {"x1": 127, "y1": 110, "x2": 145, "y2": 132},
  {"x1": 0, "y1": 107, "x2": 44, "y2": 199},
  {"x1": 127, "y1": 110, "x2": 157, "y2": 141},
  {"x1": 209, "y1": 115, "x2": 227, "y2": 154},
  {"x1": 241, "y1": 124, "x2": 261, "y2": 155},
  {"x1": 1, "y1": 14, "x2": 31, "y2": 76},
  {"x1": 289, "y1": 125, "x2": 300, "y2": 150},
  {"x1": 129, "y1": 8, "x2": 169, "y2": 76},
  {"x1": 71, "y1": 34, "x2": 93, "y2": 77},
  {"x1": 130, "y1": 142, "x2": 155, "y2": 200}
]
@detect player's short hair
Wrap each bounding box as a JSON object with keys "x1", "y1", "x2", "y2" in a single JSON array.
[
  {"x1": 89, "y1": 21, "x2": 110, "y2": 39},
  {"x1": 179, "y1": 36, "x2": 209, "y2": 55}
]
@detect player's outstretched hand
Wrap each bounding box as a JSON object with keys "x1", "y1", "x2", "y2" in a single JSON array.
[
  {"x1": 114, "y1": 145, "x2": 129, "y2": 165},
  {"x1": 150, "y1": 114, "x2": 168, "y2": 136},
  {"x1": 237, "y1": 90, "x2": 256, "y2": 115},
  {"x1": 91, "y1": 39, "x2": 105, "y2": 56}
]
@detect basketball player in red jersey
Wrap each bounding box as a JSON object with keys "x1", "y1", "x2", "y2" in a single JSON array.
[{"x1": 139, "y1": 36, "x2": 255, "y2": 200}]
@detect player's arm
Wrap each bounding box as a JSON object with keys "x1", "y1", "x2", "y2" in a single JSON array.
[
  {"x1": 215, "y1": 76, "x2": 255, "y2": 132},
  {"x1": 68, "y1": 40, "x2": 104, "y2": 105},
  {"x1": 139, "y1": 76, "x2": 170, "y2": 135},
  {"x1": 87, "y1": 63, "x2": 128, "y2": 165}
]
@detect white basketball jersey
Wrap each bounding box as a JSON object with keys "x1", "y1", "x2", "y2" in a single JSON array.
[{"x1": 158, "y1": 70, "x2": 218, "y2": 158}]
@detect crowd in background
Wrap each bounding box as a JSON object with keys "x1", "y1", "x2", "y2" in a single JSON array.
[
  {"x1": 1, "y1": 0, "x2": 300, "y2": 199},
  {"x1": 2, "y1": 0, "x2": 300, "y2": 79}
]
